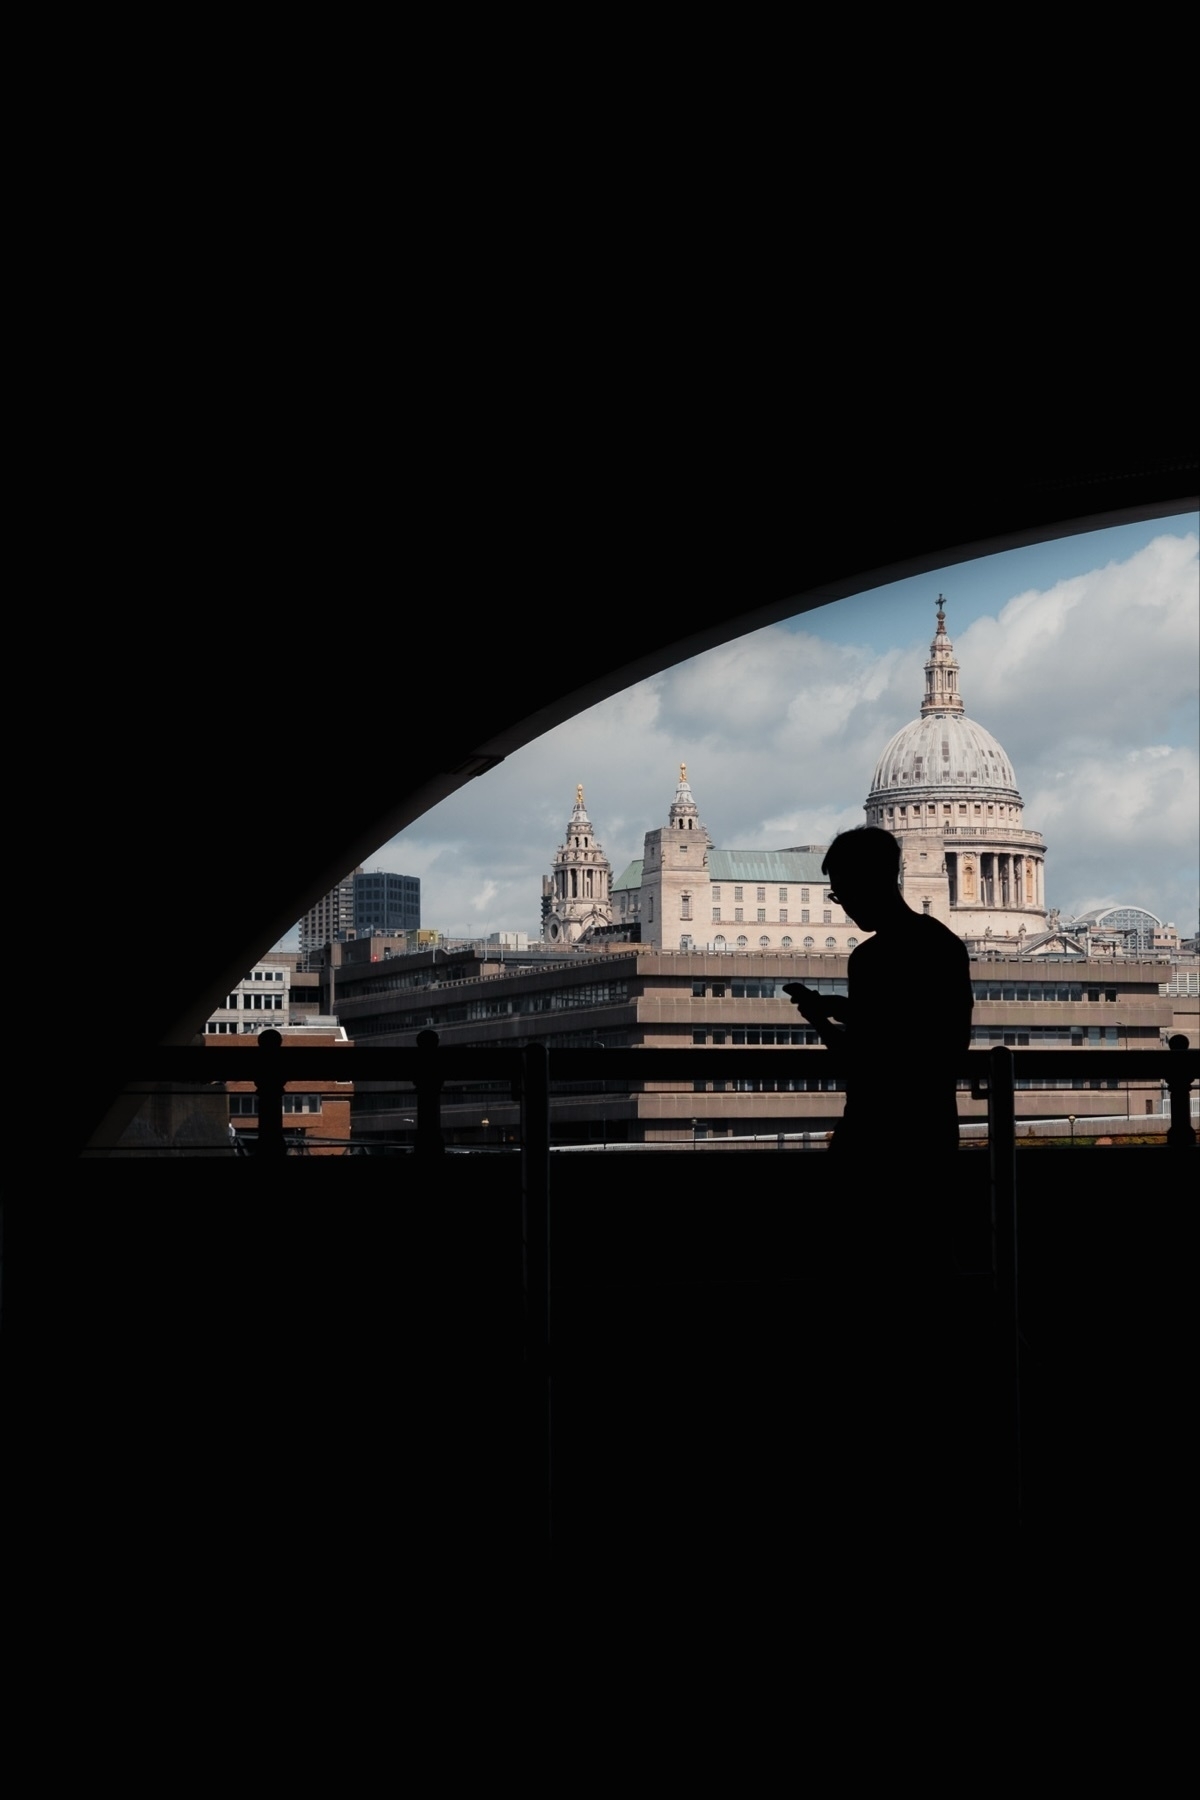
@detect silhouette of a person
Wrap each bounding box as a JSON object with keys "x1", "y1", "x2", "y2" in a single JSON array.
[{"x1": 784, "y1": 827, "x2": 972, "y2": 1156}]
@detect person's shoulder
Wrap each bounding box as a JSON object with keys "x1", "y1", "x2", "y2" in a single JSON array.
[
  {"x1": 922, "y1": 913, "x2": 970, "y2": 953},
  {"x1": 917, "y1": 915, "x2": 973, "y2": 980}
]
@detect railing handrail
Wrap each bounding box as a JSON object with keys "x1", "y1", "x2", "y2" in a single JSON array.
[{"x1": 139, "y1": 1043, "x2": 1199, "y2": 1086}]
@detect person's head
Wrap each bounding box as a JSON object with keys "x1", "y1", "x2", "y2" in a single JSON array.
[{"x1": 821, "y1": 827, "x2": 903, "y2": 930}]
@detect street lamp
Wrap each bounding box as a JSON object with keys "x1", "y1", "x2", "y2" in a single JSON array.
[{"x1": 1068, "y1": 1113, "x2": 1076, "y2": 1150}]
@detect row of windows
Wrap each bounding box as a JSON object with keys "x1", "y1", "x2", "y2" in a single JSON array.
[
  {"x1": 971, "y1": 1026, "x2": 1124, "y2": 1046},
  {"x1": 222, "y1": 991, "x2": 285, "y2": 1011},
  {"x1": 880, "y1": 801, "x2": 1017, "y2": 817},
  {"x1": 206, "y1": 1021, "x2": 278, "y2": 1034},
  {"x1": 367, "y1": 980, "x2": 635, "y2": 1034},
  {"x1": 712, "y1": 909, "x2": 835, "y2": 926},
  {"x1": 229, "y1": 1094, "x2": 324, "y2": 1114},
  {"x1": 692, "y1": 979, "x2": 850, "y2": 1000},
  {"x1": 693, "y1": 1079, "x2": 843, "y2": 1093},
  {"x1": 971, "y1": 982, "x2": 1127, "y2": 1002},
  {"x1": 692, "y1": 1028, "x2": 825, "y2": 1046},
  {"x1": 708, "y1": 935, "x2": 850, "y2": 950},
  {"x1": 712, "y1": 887, "x2": 824, "y2": 904},
  {"x1": 244, "y1": 969, "x2": 286, "y2": 982}
]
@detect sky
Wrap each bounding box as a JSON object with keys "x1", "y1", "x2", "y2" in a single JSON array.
[{"x1": 291, "y1": 515, "x2": 1200, "y2": 944}]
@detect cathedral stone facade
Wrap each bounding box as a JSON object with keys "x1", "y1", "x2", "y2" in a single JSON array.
[{"x1": 547, "y1": 600, "x2": 1049, "y2": 957}]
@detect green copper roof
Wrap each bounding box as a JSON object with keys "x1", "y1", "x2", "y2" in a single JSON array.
[
  {"x1": 708, "y1": 849, "x2": 828, "y2": 883},
  {"x1": 613, "y1": 850, "x2": 828, "y2": 890}
]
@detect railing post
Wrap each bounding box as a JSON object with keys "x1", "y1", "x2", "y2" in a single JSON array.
[
  {"x1": 1166, "y1": 1034, "x2": 1197, "y2": 1150},
  {"x1": 987, "y1": 1043, "x2": 1021, "y2": 1527},
  {"x1": 254, "y1": 1028, "x2": 286, "y2": 1161},
  {"x1": 521, "y1": 1041, "x2": 552, "y2": 1552},
  {"x1": 415, "y1": 1029, "x2": 445, "y2": 1160}
]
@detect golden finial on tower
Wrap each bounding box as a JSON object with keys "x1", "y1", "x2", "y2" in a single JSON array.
[
  {"x1": 680, "y1": 762, "x2": 687, "y2": 783},
  {"x1": 576, "y1": 783, "x2": 584, "y2": 806}
]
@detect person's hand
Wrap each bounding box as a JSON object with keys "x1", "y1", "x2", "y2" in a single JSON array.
[{"x1": 782, "y1": 982, "x2": 830, "y2": 1025}]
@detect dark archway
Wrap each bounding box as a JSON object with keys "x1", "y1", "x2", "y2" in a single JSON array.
[{"x1": 73, "y1": 445, "x2": 1196, "y2": 1153}]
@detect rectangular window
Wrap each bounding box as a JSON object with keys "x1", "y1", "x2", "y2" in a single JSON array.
[
  {"x1": 801, "y1": 889, "x2": 809, "y2": 903},
  {"x1": 712, "y1": 886, "x2": 721, "y2": 901},
  {"x1": 712, "y1": 907, "x2": 721, "y2": 922},
  {"x1": 734, "y1": 908, "x2": 743, "y2": 922},
  {"x1": 734, "y1": 887, "x2": 743, "y2": 901},
  {"x1": 779, "y1": 888, "x2": 787, "y2": 902},
  {"x1": 801, "y1": 909, "x2": 810, "y2": 924},
  {"x1": 756, "y1": 888, "x2": 766, "y2": 902},
  {"x1": 757, "y1": 908, "x2": 766, "y2": 922},
  {"x1": 779, "y1": 909, "x2": 788, "y2": 923},
  {"x1": 823, "y1": 910, "x2": 832, "y2": 924},
  {"x1": 691, "y1": 981, "x2": 706, "y2": 997},
  {"x1": 693, "y1": 1029, "x2": 707, "y2": 1045}
]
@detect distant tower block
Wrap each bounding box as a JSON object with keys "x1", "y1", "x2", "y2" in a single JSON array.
[{"x1": 543, "y1": 784, "x2": 614, "y2": 945}]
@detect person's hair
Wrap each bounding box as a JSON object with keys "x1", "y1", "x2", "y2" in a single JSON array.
[{"x1": 821, "y1": 826, "x2": 901, "y2": 882}]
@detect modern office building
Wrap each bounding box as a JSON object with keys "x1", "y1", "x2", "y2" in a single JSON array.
[
  {"x1": 353, "y1": 870, "x2": 420, "y2": 937},
  {"x1": 298, "y1": 868, "x2": 420, "y2": 951},
  {"x1": 299, "y1": 869, "x2": 360, "y2": 955}
]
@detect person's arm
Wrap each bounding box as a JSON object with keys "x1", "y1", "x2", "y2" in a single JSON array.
[{"x1": 783, "y1": 983, "x2": 850, "y2": 1052}]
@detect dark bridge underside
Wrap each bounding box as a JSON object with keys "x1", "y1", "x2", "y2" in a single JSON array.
[{"x1": 73, "y1": 436, "x2": 1196, "y2": 1155}]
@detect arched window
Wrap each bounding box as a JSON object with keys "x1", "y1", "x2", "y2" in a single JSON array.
[
  {"x1": 759, "y1": 935, "x2": 770, "y2": 948},
  {"x1": 825, "y1": 936, "x2": 836, "y2": 948},
  {"x1": 847, "y1": 936, "x2": 858, "y2": 948},
  {"x1": 781, "y1": 935, "x2": 792, "y2": 948},
  {"x1": 803, "y1": 936, "x2": 814, "y2": 949},
  {"x1": 736, "y1": 935, "x2": 748, "y2": 948},
  {"x1": 680, "y1": 891, "x2": 692, "y2": 920},
  {"x1": 714, "y1": 935, "x2": 726, "y2": 948}
]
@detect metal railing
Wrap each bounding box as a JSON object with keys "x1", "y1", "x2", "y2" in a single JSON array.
[{"x1": 118, "y1": 1033, "x2": 1196, "y2": 1553}]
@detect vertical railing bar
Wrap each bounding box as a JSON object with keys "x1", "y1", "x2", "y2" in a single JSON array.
[
  {"x1": 1166, "y1": 1034, "x2": 1197, "y2": 1150},
  {"x1": 988, "y1": 1043, "x2": 1022, "y2": 1531},
  {"x1": 521, "y1": 1041, "x2": 552, "y2": 1554},
  {"x1": 415, "y1": 1030, "x2": 445, "y2": 1161},
  {"x1": 254, "y1": 1028, "x2": 286, "y2": 1161}
]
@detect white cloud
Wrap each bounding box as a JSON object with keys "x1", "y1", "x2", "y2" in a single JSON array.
[{"x1": 353, "y1": 531, "x2": 1199, "y2": 940}]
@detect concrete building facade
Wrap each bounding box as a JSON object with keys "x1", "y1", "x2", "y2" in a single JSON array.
[{"x1": 332, "y1": 944, "x2": 1177, "y2": 1147}]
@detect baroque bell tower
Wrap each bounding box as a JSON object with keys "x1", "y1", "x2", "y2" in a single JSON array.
[
  {"x1": 543, "y1": 785, "x2": 614, "y2": 946},
  {"x1": 641, "y1": 765, "x2": 711, "y2": 950}
]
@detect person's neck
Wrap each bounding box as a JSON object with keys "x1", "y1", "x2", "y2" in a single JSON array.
[{"x1": 871, "y1": 892, "x2": 914, "y2": 932}]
